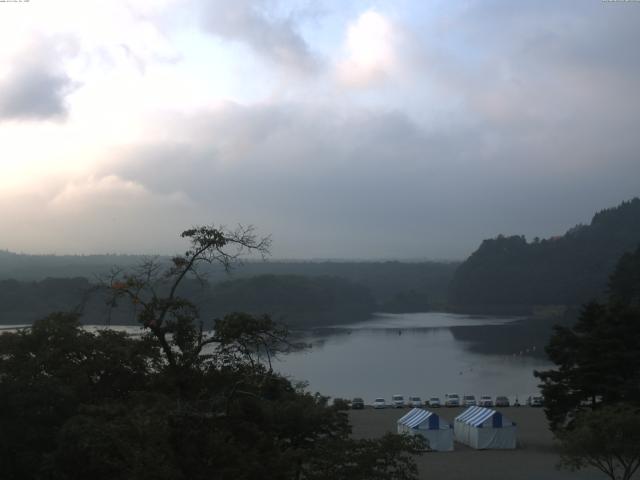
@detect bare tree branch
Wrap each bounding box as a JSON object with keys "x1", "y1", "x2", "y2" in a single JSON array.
[{"x1": 102, "y1": 224, "x2": 271, "y2": 373}]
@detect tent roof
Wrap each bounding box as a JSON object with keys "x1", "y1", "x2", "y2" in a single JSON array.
[
  {"x1": 455, "y1": 406, "x2": 507, "y2": 427},
  {"x1": 397, "y1": 408, "x2": 437, "y2": 428}
]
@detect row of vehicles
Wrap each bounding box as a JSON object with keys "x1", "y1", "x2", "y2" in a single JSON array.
[{"x1": 352, "y1": 394, "x2": 543, "y2": 409}]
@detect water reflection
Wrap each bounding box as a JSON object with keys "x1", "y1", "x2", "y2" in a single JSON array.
[
  {"x1": 276, "y1": 312, "x2": 549, "y2": 404},
  {"x1": 327, "y1": 311, "x2": 519, "y2": 330},
  {"x1": 3, "y1": 312, "x2": 549, "y2": 404}
]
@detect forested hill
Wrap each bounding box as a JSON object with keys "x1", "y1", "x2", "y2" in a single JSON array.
[
  {"x1": 0, "y1": 268, "x2": 453, "y2": 327},
  {"x1": 0, "y1": 253, "x2": 458, "y2": 310},
  {"x1": 0, "y1": 250, "x2": 142, "y2": 280},
  {"x1": 204, "y1": 275, "x2": 376, "y2": 326},
  {"x1": 449, "y1": 198, "x2": 640, "y2": 311},
  {"x1": 0, "y1": 275, "x2": 374, "y2": 328}
]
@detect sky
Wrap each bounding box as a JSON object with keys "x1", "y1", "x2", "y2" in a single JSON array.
[{"x1": 0, "y1": 0, "x2": 639, "y2": 260}]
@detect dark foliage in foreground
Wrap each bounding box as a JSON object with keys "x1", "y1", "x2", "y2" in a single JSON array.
[
  {"x1": 0, "y1": 225, "x2": 424, "y2": 480},
  {"x1": 0, "y1": 314, "x2": 424, "y2": 480},
  {"x1": 534, "y1": 245, "x2": 640, "y2": 480},
  {"x1": 557, "y1": 404, "x2": 640, "y2": 480},
  {"x1": 535, "y1": 245, "x2": 640, "y2": 431}
]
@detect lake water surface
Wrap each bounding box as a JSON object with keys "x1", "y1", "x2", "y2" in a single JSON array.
[
  {"x1": 274, "y1": 312, "x2": 551, "y2": 404},
  {"x1": 3, "y1": 312, "x2": 551, "y2": 405}
]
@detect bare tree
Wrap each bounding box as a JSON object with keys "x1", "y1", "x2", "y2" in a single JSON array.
[{"x1": 105, "y1": 224, "x2": 271, "y2": 369}]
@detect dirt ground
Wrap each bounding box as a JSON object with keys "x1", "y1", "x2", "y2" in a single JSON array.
[{"x1": 348, "y1": 407, "x2": 608, "y2": 480}]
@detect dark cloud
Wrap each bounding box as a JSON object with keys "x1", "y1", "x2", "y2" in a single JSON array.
[
  {"x1": 84, "y1": 2, "x2": 640, "y2": 258},
  {"x1": 99, "y1": 96, "x2": 639, "y2": 259},
  {"x1": 0, "y1": 37, "x2": 78, "y2": 121},
  {"x1": 195, "y1": 0, "x2": 319, "y2": 72},
  {"x1": 0, "y1": 66, "x2": 74, "y2": 120}
]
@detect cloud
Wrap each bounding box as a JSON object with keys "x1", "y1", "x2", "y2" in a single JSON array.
[
  {"x1": 90, "y1": 103, "x2": 528, "y2": 258},
  {"x1": 0, "y1": 37, "x2": 79, "y2": 121},
  {"x1": 1, "y1": 1, "x2": 640, "y2": 259},
  {"x1": 0, "y1": 174, "x2": 203, "y2": 254},
  {"x1": 362, "y1": 0, "x2": 640, "y2": 176},
  {"x1": 196, "y1": 0, "x2": 319, "y2": 72},
  {"x1": 337, "y1": 10, "x2": 399, "y2": 87}
]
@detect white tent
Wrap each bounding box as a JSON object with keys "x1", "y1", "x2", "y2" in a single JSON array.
[
  {"x1": 454, "y1": 406, "x2": 517, "y2": 449},
  {"x1": 397, "y1": 408, "x2": 454, "y2": 451}
]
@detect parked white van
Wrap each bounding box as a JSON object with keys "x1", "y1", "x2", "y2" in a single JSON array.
[
  {"x1": 444, "y1": 393, "x2": 460, "y2": 407},
  {"x1": 392, "y1": 394, "x2": 405, "y2": 408}
]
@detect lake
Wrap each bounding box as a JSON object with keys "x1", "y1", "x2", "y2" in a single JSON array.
[
  {"x1": 2, "y1": 312, "x2": 552, "y2": 405},
  {"x1": 274, "y1": 312, "x2": 551, "y2": 404}
]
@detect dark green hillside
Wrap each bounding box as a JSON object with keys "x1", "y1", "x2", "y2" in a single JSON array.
[
  {"x1": 0, "y1": 251, "x2": 457, "y2": 315},
  {"x1": 0, "y1": 274, "x2": 377, "y2": 328},
  {"x1": 0, "y1": 277, "x2": 95, "y2": 324},
  {"x1": 211, "y1": 260, "x2": 457, "y2": 307},
  {"x1": 0, "y1": 250, "x2": 142, "y2": 280},
  {"x1": 449, "y1": 198, "x2": 640, "y2": 310},
  {"x1": 203, "y1": 274, "x2": 376, "y2": 327}
]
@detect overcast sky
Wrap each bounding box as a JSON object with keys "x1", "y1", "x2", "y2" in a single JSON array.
[{"x1": 0, "y1": 0, "x2": 638, "y2": 260}]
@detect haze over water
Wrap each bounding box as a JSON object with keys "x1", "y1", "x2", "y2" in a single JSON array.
[{"x1": 275, "y1": 312, "x2": 550, "y2": 403}]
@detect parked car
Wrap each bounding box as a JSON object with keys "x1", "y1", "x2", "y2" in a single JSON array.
[
  {"x1": 463, "y1": 395, "x2": 477, "y2": 407},
  {"x1": 408, "y1": 396, "x2": 422, "y2": 408},
  {"x1": 495, "y1": 396, "x2": 510, "y2": 407},
  {"x1": 428, "y1": 397, "x2": 441, "y2": 408},
  {"x1": 373, "y1": 398, "x2": 386, "y2": 409},
  {"x1": 444, "y1": 393, "x2": 460, "y2": 407},
  {"x1": 351, "y1": 397, "x2": 365, "y2": 409},
  {"x1": 527, "y1": 395, "x2": 543, "y2": 407},
  {"x1": 392, "y1": 394, "x2": 405, "y2": 408},
  {"x1": 479, "y1": 395, "x2": 493, "y2": 407},
  {"x1": 580, "y1": 395, "x2": 603, "y2": 406}
]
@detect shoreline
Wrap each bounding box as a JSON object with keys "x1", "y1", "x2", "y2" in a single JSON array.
[{"x1": 349, "y1": 407, "x2": 602, "y2": 480}]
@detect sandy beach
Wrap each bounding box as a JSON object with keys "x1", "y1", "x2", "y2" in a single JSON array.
[{"x1": 349, "y1": 407, "x2": 608, "y2": 480}]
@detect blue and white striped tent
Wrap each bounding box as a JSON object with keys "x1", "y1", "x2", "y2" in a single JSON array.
[
  {"x1": 454, "y1": 406, "x2": 516, "y2": 449},
  {"x1": 397, "y1": 408, "x2": 453, "y2": 451}
]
